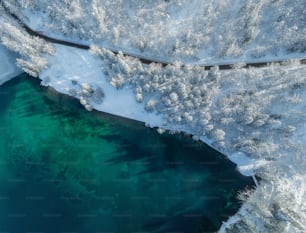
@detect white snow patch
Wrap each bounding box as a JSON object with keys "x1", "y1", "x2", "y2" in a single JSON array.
[
  {"x1": 228, "y1": 152, "x2": 269, "y2": 176},
  {"x1": 40, "y1": 45, "x2": 163, "y2": 126}
]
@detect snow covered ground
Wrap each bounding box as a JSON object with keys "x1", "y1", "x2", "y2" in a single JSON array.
[
  {"x1": 1, "y1": 0, "x2": 306, "y2": 232},
  {"x1": 4, "y1": 0, "x2": 306, "y2": 65},
  {"x1": 40, "y1": 45, "x2": 163, "y2": 125},
  {"x1": 39, "y1": 45, "x2": 306, "y2": 180}
]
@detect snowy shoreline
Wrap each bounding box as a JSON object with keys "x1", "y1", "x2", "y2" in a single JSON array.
[
  {"x1": 46, "y1": 83, "x2": 261, "y2": 178},
  {"x1": 39, "y1": 44, "x2": 262, "y2": 177}
]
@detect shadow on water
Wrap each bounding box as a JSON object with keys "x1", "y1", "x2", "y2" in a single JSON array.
[{"x1": 0, "y1": 74, "x2": 253, "y2": 233}]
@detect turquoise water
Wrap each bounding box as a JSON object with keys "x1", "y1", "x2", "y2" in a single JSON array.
[{"x1": 0, "y1": 74, "x2": 252, "y2": 233}]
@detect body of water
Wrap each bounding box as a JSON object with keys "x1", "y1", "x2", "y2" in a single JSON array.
[{"x1": 0, "y1": 74, "x2": 253, "y2": 233}]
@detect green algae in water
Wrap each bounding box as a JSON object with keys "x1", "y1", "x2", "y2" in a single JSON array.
[{"x1": 0, "y1": 74, "x2": 253, "y2": 233}]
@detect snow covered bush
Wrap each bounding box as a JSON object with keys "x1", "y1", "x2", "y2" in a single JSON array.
[
  {"x1": 145, "y1": 99, "x2": 157, "y2": 112},
  {"x1": 81, "y1": 83, "x2": 94, "y2": 97}
]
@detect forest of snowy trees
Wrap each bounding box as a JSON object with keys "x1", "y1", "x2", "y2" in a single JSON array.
[
  {"x1": 2, "y1": 0, "x2": 306, "y2": 64},
  {"x1": 221, "y1": 167, "x2": 306, "y2": 232},
  {"x1": 0, "y1": 3, "x2": 55, "y2": 77},
  {"x1": 1, "y1": 0, "x2": 306, "y2": 232}
]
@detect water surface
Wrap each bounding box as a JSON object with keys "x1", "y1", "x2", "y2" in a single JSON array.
[{"x1": 0, "y1": 74, "x2": 253, "y2": 233}]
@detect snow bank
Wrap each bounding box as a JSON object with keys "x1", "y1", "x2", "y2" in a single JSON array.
[
  {"x1": 227, "y1": 152, "x2": 270, "y2": 176},
  {"x1": 40, "y1": 45, "x2": 163, "y2": 126},
  {"x1": 0, "y1": 44, "x2": 22, "y2": 85}
]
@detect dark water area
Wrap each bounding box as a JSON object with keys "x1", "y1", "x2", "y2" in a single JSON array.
[{"x1": 0, "y1": 74, "x2": 253, "y2": 233}]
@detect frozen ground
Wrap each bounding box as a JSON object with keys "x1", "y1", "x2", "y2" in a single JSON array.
[{"x1": 40, "y1": 45, "x2": 163, "y2": 126}]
